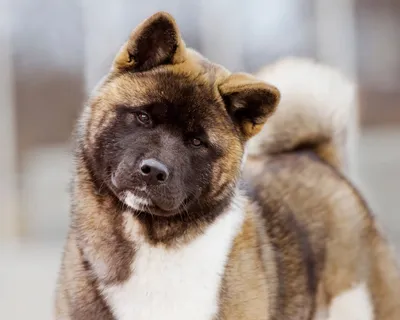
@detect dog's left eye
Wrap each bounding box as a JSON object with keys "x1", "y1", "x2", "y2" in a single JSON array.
[
  {"x1": 136, "y1": 112, "x2": 151, "y2": 125},
  {"x1": 191, "y1": 138, "x2": 202, "y2": 147}
]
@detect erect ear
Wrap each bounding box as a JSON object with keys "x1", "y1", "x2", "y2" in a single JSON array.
[
  {"x1": 113, "y1": 12, "x2": 186, "y2": 72},
  {"x1": 219, "y1": 73, "x2": 280, "y2": 139}
]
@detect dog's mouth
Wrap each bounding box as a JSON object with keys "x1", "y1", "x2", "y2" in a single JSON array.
[
  {"x1": 109, "y1": 172, "x2": 193, "y2": 217},
  {"x1": 119, "y1": 190, "x2": 191, "y2": 217}
]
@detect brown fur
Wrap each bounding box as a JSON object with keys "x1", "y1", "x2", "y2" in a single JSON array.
[
  {"x1": 236, "y1": 151, "x2": 400, "y2": 319},
  {"x1": 56, "y1": 12, "x2": 400, "y2": 320}
]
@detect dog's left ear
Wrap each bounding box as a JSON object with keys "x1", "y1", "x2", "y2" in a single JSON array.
[
  {"x1": 113, "y1": 12, "x2": 186, "y2": 72},
  {"x1": 219, "y1": 73, "x2": 280, "y2": 139}
]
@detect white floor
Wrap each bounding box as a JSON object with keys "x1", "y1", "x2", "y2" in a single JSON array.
[{"x1": 1, "y1": 128, "x2": 399, "y2": 319}]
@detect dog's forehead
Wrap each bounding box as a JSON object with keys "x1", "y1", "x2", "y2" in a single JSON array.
[
  {"x1": 104, "y1": 68, "x2": 225, "y2": 117},
  {"x1": 152, "y1": 70, "x2": 218, "y2": 105}
]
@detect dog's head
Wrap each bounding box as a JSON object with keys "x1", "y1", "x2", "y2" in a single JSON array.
[{"x1": 80, "y1": 12, "x2": 280, "y2": 217}]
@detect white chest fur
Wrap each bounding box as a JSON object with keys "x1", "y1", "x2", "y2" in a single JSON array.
[{"x1": 101, "y1": 198, "x2": 245, "y2": 320}]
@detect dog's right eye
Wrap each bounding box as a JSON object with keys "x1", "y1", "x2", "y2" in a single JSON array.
[{"x1": 135, "y1": 111, "x2": 151, "y2": 125}]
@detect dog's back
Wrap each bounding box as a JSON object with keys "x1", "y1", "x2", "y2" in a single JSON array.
[{"x1": 243, "y1": 58, "x2": 400, "y2": 319}]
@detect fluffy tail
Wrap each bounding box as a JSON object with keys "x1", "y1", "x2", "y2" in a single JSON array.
[
  {"x1": 247, "y1": 57, "x2": 357, "y2": 172},
  {"x1": 368, "y1": 222, "x2": 400, "y2": 319}
]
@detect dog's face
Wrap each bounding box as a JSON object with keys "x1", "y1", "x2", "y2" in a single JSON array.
[{"x1": 81, "y1": 12, "x2": 280, "y2": 217}]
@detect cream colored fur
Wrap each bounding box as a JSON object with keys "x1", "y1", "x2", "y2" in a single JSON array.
[
  {"x1": 247, "y1": 58, "x2": 357, "y2": 171},
  {"x1": 100, "y1": 192, "x2": 245, "y2": 320},
  {"x1": 327, "y1": 282, "x2": 374, "y2": 320}
]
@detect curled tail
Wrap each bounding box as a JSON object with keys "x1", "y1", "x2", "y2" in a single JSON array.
[{"x1": 247, "y1": 58, "x2": 358, "y2": 173}]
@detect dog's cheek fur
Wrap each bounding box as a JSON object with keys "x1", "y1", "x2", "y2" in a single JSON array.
[
  {"x1": 83, "y1": 117, "x2": 121, "y2": 193},
  {"x1": 209, "y1": 141, "x2": 243, "y2": 202}
]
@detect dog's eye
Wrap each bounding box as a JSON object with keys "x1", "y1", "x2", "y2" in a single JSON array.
[
  {"x1": 191, "y1": 138, "x2": 202, "y2": 147},
  {"x1": 136, "y1": 112, "x2": 151, "y2": 125}
]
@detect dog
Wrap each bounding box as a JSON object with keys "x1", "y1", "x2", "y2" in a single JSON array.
[{"x1": 55, "y1": 11, "x2": 400, "y2": 320}]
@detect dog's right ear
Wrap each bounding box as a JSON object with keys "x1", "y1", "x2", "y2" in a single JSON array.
[{"x1": 113, "y1": 12, "x2": 186, "y2": 73}]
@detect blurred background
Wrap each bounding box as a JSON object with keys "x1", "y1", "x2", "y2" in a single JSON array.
[{"x1": 1, "y1": 0, "x2": 399, "y2": 318}]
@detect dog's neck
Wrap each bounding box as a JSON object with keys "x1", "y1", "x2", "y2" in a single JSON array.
[
  {"x1": 100, "y1": 191, "x2": 246, "y2": 320},
  {"x1": 129, "y1": 197, "x2": 235, "y2": 246}
]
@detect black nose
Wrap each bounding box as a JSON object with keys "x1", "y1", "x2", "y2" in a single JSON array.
[{"x1": 140, "y1": 158, "x2": 169, "y2": 185}]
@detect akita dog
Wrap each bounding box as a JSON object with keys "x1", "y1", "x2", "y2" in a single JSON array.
[{"x1": 56, "y1": 11, "x2": 400, "y2": 320}]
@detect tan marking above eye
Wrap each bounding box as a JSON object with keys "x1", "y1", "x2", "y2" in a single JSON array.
[{"x1": 124, "y1": 112, "x2": 135, "y2": 125}]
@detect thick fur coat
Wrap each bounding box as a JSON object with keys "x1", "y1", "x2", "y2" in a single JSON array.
[{"x1": 55, "y1": 12, "x2": 400, "y2": 320}]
